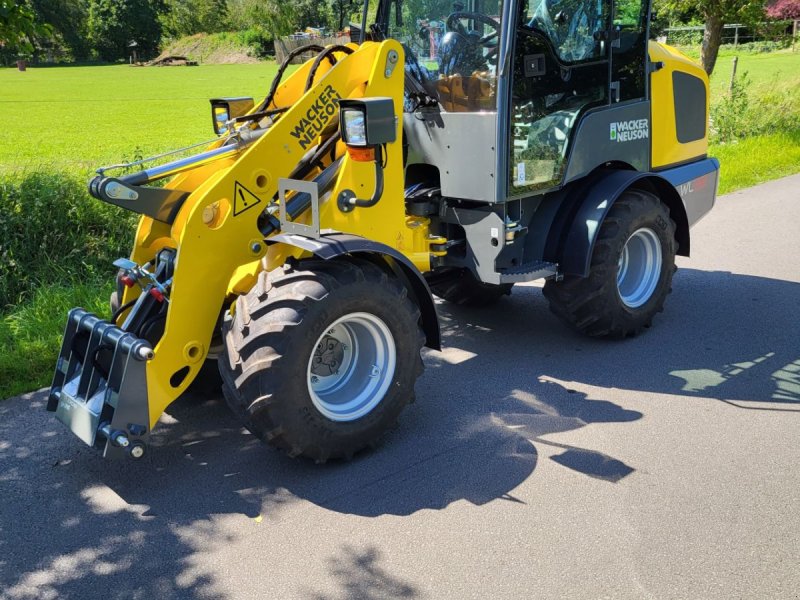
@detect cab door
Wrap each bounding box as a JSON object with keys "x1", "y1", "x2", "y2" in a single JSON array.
[
  {"x1": 507, "y1": 0, "x2": 611, "y2": 196},
  {"x1": 610, "y1": 0, "x2": 650, "y2": 103}
]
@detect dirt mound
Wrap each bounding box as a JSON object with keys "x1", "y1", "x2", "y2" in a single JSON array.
[
  {"x1": 158, "y1": 33, "x2": 261, "y2": 65},
  {"x1": 146, "y1": 55, "x2": 198, "y2": 66}
]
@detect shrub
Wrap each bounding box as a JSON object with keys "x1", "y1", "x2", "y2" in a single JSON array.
[
  {"x1": 711, "y1": 72, "x2": 800, "y2": 143},
  {"x1": 0, "y1": 169, "x2": 135, "y2": 308}
]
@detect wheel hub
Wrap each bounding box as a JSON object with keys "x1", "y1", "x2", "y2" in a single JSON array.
[
  {"x1": 311, "y1": 334, "x2": 346, "y2": 377},
  {"x1": 617, "y1": 227, "x2": 663, "y2": 309},
  {"x1": 307, "y1": 313, "x2": 396, "y2": 422}
]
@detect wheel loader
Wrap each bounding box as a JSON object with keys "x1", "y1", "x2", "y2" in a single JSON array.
[{"x1": 47, "y1": 0, "x2": 719, "y2": 461}]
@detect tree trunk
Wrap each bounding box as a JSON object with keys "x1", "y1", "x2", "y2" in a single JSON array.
[{"x1": 701, "y1": 14, "x2": 724, "y2": 76}]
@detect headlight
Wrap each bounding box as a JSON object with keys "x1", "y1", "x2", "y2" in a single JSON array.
[
  {"x1": 342, "y1": 109, "x2": 368, "y2": 146},
  {"x1": 338, "y1": 98, "x2": 397, "y2": 149}
]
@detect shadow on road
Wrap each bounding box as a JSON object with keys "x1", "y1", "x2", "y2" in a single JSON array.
[{"x1": 0, "y1": 269, "x2": 797, "y2": 598}]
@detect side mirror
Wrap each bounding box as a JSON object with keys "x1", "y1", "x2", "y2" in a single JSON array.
[{"x1": 209, "y1": 97, "x2": 255, "y2": 135}]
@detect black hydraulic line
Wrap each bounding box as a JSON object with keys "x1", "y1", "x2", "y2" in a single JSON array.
[
  {"x1": 260, "y1": 158, "x2": 343, "y2": 237},
  {"x1": 137, "y1": 311, "x2": 166, "y2": 342},
  {"x1": 337, "y1": 146, "x2": 385, "y2": 212},
  {"x1": 304, "y1": 45, "x2": 355, "y2": 92},
  {"x1": 111, "y1": 298, "x2": 136, "y2": 325},
  {"x1": 256, "y1": 44, "x2": 333, "y2": 113},
  {"x1": 231, "y1": 106, "x2": 289, "y2": 126},
  {"x1": 287, "y1": 132, "x2": 341, "y2": 183},
  {"x1": 352, "y1": 160, "x2": 384, "y2": 208}
]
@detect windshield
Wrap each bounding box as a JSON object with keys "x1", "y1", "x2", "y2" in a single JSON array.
[{"x1": 381, "y1": 0, "x2": 505, "y2": 112}]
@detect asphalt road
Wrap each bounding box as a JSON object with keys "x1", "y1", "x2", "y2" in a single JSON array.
[{"x1": 2, "y1": 175, "x2": 799, "y2": 600}]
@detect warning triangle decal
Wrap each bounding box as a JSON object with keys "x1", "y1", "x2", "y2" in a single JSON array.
[{"x1": 233, "y1": 181, "x2": 262, "y2": 216}]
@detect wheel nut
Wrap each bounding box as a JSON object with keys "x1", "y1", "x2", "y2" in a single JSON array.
[{"x1": 370, "y1": 365, "x2": 380, "y2": 378}]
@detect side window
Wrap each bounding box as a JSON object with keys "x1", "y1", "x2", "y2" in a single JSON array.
[
  {"x1": 612, "y1": 0, "x2": 648, "y2": 101},
  {"x1": 385, "y1": 0, "x2": 505, "y2": 113},
  {"x1": 509, "y1": 0, "x2": 610, "y2": 194},
  {"x1": 523, "y1": 0, "x2": 609, "y2": 64}
]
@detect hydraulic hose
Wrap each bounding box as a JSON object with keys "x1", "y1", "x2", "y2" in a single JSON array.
[
  {"x1": 336, "y1": 146, "x2": 385, "y2": 212},
  {"x1": 257, "y1": 44, "x2": 333, "y2": 114}
]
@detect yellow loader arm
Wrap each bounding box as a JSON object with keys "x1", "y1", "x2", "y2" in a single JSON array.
[{"x1": 48, "y1": 40, "x2": 443, "y2": 459}]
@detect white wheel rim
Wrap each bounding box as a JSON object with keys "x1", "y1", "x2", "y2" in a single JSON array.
[
  {"x1": 307, "y1": 312, "x2": 396, "y2": 422},
  {"x1": 617, "y1": 227, "x2": 663, "y2": 309}
]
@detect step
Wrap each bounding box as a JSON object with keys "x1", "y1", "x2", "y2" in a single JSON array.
[{"x1": 498, "y1": 261, "x2": 558, "y2": 284}]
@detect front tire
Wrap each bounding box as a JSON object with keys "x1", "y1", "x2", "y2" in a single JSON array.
[
  {"x1": 543, "y1": 189, "x2": 677, "y2": 338},
  {"x1": 219, "y1": 258, "x2": 425, "y2": 462}
]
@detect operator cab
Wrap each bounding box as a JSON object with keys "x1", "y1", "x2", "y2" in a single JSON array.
[{"x1": 365, "y1": 0, "x2": 652, "y2": 201}]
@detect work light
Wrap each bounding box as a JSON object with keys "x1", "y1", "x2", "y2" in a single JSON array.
[{"x1": 338, "y1": 98, "x2": 396, "y2": 148}]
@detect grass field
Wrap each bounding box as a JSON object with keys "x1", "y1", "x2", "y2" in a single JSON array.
[
  {"x1": 0, "y1": 50, "x2": 799, "y2": 398},
  {"x1": 686, "y1": 47, "x2": 800, "y2": 95},
  {"x1": 0, "y1": 63, "x2": 286, "y2": 170}
]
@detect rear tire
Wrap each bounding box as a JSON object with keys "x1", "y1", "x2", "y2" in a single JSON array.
[
  {"x1": 543, "y1": 189, "x2": 677, "y2": 338},
  {"x1": 219, "y1": 258, "x2": 425, "y2": 462},
  {"x1": 429, "y1": 268, "x2": 512, "y2": 307}
]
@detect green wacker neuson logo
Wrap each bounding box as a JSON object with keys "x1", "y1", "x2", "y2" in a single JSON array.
[{"x1": 610, "y1": 119, "x2": 649, "y2": 142}]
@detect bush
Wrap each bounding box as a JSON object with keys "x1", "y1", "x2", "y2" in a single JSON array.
[
  {"x1": 711, "y1": 72, "x2": 800, "y2": 143},
  {"x1": 0, "y1": 169, "x2": 135, "y2": 309}
]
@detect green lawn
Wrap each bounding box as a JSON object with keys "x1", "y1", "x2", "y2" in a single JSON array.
[
  {"x1": 0, "y1": 63, "x2": 284, "y2": 170},
  {"x1": 686, "y1": 48, "x2": 800, "y2": 96},
  {"x1": 712, "y1": 129, "x2": 800, "y2": 194}
]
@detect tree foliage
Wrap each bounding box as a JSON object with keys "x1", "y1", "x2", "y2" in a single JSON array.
[
  {"x1": 14, "y1": 0, "x2": 371, "y2": 62},
  {"x1": 161, "y1": 0, "x2": 228, "y2": 38},
  {"x1": 654, "y1": 0, "x2": 767, "y2": 75},
  {"x1": 87, "y1": 0, "x2": 164, "y2": 60},
  {"x1": 0, "y1": 0, "x2": 49, "y2": 54},
  {"x1": 30, "y1": 0, "x2": 91, "y2": 60}
]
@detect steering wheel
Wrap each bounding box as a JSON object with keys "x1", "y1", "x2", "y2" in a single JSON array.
[{"x1": 446, "y1": 11, "x2": 501, "y2": 46}]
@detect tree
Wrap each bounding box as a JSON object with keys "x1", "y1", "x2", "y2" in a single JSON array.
[
  {"x1": 0, "y1": 0, "x2": 49, "y2": 54},
  {"x1": 226, "y1": 0, "x2": 296, "y2": 36},
  {"x1": 30, "y1": 0, "x2": 91, "y2": 60},
  {"x1": 766, "y1": 0, "x2": 800, "y2": 18},
  {"x1": 294, "y1": 0, "x2": 332, "y2": 30},
  {"x1": 161, "y1": 0, "x2": 228, "y2": 38},
  {"x1": 88, "y1": 0, "x2": 164, "y2": 60},
  {"x1": 331, "y1": 0, "x2": 361, "y2": 31},
  {"x1": 655, "y1": 0, "x2": 767, "y2": 75}
]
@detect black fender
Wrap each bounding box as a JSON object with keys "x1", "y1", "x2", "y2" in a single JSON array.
[
  {"x1": 268, "y1": 232, "x2": 441, "y2": 350},
  {"x1": 544, "y1": 168, "x2": 690, "y2": 278}
]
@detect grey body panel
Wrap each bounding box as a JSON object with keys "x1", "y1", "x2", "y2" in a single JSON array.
[
  {"x1": 564, "y1": 101, "x2": 651, "y2": 183},
  {"x1": 404, "y1": 112, "x2": 498, "y2": 203},
  {"x1": 658, "y1": 157, "x2": 720, "y2": 226},
  {"x1": 405, "y1": 102, "x2": 652, "y2": 204},
  {"x1": 439, "y1": 204, "x2": 557, "y2": 285},
  {"x1": 449, "y1": 208, "x2": 506, "y2": 285}
]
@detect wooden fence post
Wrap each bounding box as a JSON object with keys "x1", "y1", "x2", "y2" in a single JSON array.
[{"x1": 729, "y1": 56, "x2": 739, "y2": 93}]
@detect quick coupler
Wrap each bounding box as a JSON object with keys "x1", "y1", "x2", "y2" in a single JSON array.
[{"x1": 47, "y1": 308, "x2": 153, "y2": 459}]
